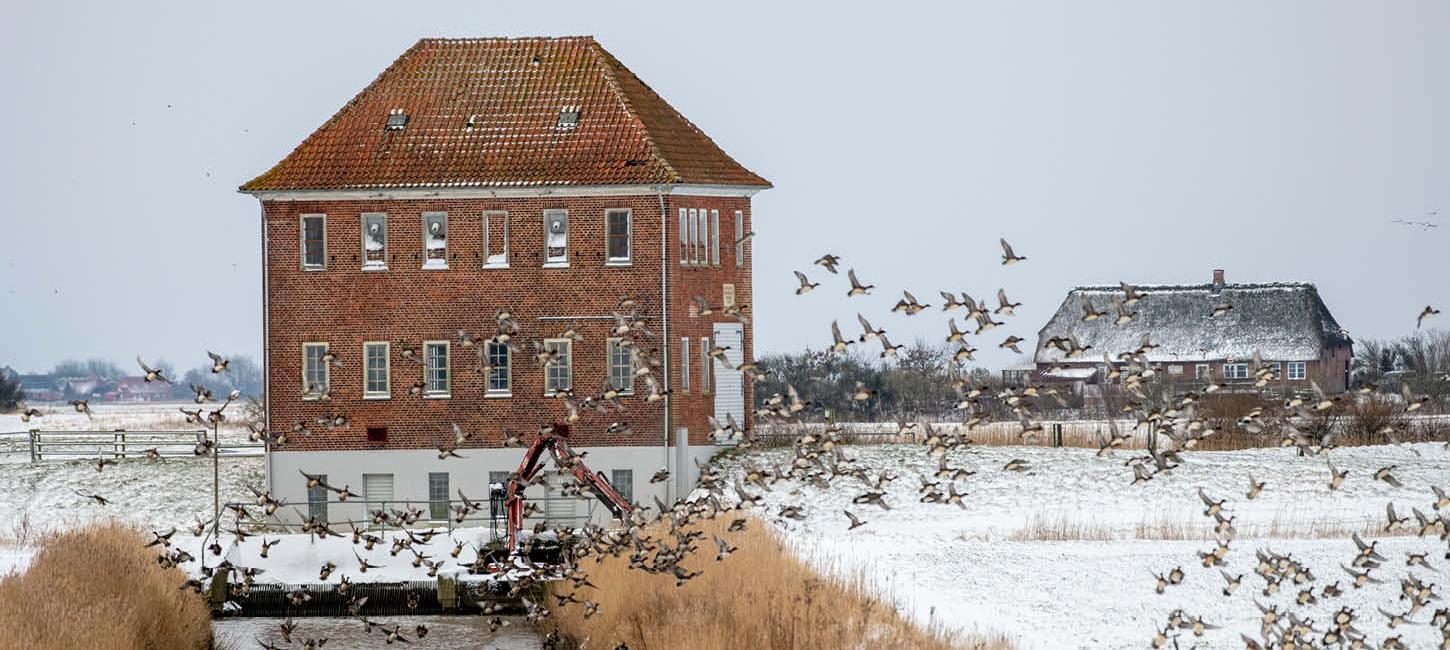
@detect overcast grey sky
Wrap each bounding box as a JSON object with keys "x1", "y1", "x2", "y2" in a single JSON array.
[{"x1": 1, "y1": 0, "x2": 1447, "y2": 374}]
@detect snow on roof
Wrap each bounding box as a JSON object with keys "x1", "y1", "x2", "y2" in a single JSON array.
[
  {"x1": 1044, "y1": 367, "x2": 1097, "y2": 379},
  {"x1": 1034, "y1": 282, "x2": 1351, "y2": 364}
]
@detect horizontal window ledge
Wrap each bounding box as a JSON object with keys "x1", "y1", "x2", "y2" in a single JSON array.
[
  {"x1": 482, "y1": 263, "x2": 510, "y2": 270},
  {"x1": 542, "y1": 262, "x2": 570, "y2": 269},
  {"x1": 362, "y1": 265, "x2": 388, "y2": 272},
  {"x1": 423, "y1": 393, "x2": 451, "y2": 400},
  {"x1": 421, "y1": 262, "x2": 450, "y2": 271},
  {"x1": 485, "y1": 391, "x2": 513, "y2": 398},
  {"x1": 605, "y1": 260, "x2": 633, "y2": 267},
  {"x1": 363, "y1": 394, "x2": 390, "y2": 400},
  {"x1": 301, "y1": 266, "x2": 326, "y2": 272}
]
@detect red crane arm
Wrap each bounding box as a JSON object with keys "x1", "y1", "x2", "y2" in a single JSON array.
[{"x1": 502, "y1": 429, "x2": 633, "y2": 554}]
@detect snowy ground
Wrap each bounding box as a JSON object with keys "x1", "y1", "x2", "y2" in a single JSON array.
[{"x1": 716, "y1": 442, "x2": 1450, "y2": 649}]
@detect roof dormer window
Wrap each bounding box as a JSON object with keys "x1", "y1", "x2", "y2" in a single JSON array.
[
  {"x1": 385, "y1": 110, "x2": 409, "y2": 131},
  {"x1": 557, "y1": 106, "x2": 580, "y2": 130}
]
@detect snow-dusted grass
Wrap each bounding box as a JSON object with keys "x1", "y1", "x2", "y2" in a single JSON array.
[
  {"x1": 717, "y1": 442, "x2": 1450, "y2": 649},
  {"x1": 0, "y1": 454, "x2": 263, "y2": 540}
]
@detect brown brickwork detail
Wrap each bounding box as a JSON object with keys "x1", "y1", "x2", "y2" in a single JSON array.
[{"x1": 264, "y1": 193, "x2": 753, "y2": 452}]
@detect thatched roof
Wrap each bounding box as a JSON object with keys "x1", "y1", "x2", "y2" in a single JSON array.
[{"x1": 1034, "y1": 282, "x2": 1351, "y2": 364}]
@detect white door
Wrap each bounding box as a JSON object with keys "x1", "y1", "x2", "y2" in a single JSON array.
[{"x1": 712, "y1": 322, "x2": 745, "y2": 429}]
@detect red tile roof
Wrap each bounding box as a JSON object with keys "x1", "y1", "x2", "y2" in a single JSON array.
[{"x1": 242, "y1": 37, "x2": 770, "y2": 191}]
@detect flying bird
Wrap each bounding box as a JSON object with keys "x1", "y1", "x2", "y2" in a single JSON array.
[
  {"x1": 999, "y1": 238, "x2": 1026, "y2": 265},
  {"x1": 1418, "y1": 305, "x2": 1440, "y2": 329},
  {"x1": 792, "y1": 271, "x2": 819, "y2": 295},
  {"x1": 846, "y1": 269, "x2": 874, "y2": 297},
  {"x1": 813, "y1": 254, "x2": 841, "y2": 274}
]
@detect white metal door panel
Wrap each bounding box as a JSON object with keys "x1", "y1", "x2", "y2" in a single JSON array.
[{"x1": 712, "y1": 322, "x2": 745, "y2": 428}]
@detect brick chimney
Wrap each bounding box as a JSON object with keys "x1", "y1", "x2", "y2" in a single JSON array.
[{"x1": 1212, "y1": 269, "x2": 1225, "y2": 286}]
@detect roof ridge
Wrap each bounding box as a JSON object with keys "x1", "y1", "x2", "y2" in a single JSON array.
[
  {"x1": 1070, "y1": 281, "x2": 1317, "y2": 292},
  {"x1": 586, "y1": 40, "x2": 681, "y2": 184}
]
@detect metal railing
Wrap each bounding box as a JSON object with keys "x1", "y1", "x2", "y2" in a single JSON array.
[
  {"x1": 222, "y1": 497, "x2": 599, "y2": 537},
  {"x1": 16, "y1": 429, "x2": 265, "y2": 462}
]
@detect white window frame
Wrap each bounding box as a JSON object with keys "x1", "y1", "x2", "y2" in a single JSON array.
[
  {"x1": 300, "y1": 214, "x2": 326, "y2": 270},
  {"x1": 422, "y1": 211, "x2": 449, "y2": 270},
  {"x1": 483, "y1": 210, "x2": 509, "y2": 269},
  {"x1": 734, "y1": 210, "x2": 744, "y2": 268},
  {"x1": 302, "y1": 342, "x2": 329, "y2": 399},
  {"x1": 1287, "y1": 361, "x2": 1307, "y2": 381},
  {"x1": 1223, "y1": 363, "x2": 1249, "y2": 380},
  {"x1": 543, "y1": 209, "x2": 569, "y2": 268},
  {"x1": 697, "y1": 209, "x2": 709, "y2": 265},
  {"x1": 360, "y1": 213, "x2": 387, "y2": 271},
  {"x1": 1194, "y1": 363, "x2": 1210, "y2": 379},
  {"x1": 485, "y1": 340, "x2": 511, "y2": 397},
  {"x1": 1166, "y1": 364, "x2": 1183, "y2": 375},
  {"x1": 710, "y1": 209, "x2": 720, "y2": 266},
  {"x1": 700, "y1": 336, "x2": 712, "y2": 394},
  {"x1": 428, "y1": 472, "x2": 450, "y2": 521},
  {"x1": 680, "y1": 337, "x2": 691, "y2": 392},
  {"x1": 722, "y1": 283, "x2": 736, "y2": 308},
  {"x1": 423, "y1": 340, "x2": 450, "y2": 398},
  {"x1": 605, "y1": 208, "x2": 632, "y2": 265},
  {"x1": 363, "y1": 341, "x2": 390, "y2": 399},
  {"x1": 610, "y1": 469, "x2": 633, "y2": 503},
  {"x1": 607, "y1": 338, "x2": 633, "y2": 394},
  {"x1": 678, "y1": 208, "x2": 689, "y2": 266},
  {"x1": 544, "y1": 339, "x2": 573, "y2": 395}
]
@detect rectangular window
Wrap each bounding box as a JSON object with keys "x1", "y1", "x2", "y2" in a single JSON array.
[
  {"x1": 1223, "y1": 363, "x2": 1249, "y2": 380},
  {"x1": 363, "y1": 473, "x2": 394, "y2": 513},
  {"x1": 424, "y1": 341, "x2": 450, "y2": 397},
  {"x1": 700, "y1": 337, "x2": 712, "y2": 394},
  {"x1": 689, "y1": 209, "x2": 701, "y2": 265},
  {"x1": 300, "y1": 214, "x2": 326, "y2": 269},
  {"x1": 722, "y1": 284, "x2": 736, "y2": 308},
  {"x1": 1195, "y1": 364, "x2": 1210, "y2": 379},
  {"x1": 679, "y1": 208, "x2": 689, "y2": 266},
  {"x1": 361, "y1": 213, "x2": 387, "y2": 270},
  {"x1": 1266, "y1": 362, "x2": 1282, "y2": 380},
  {"x1": 364, "y1": 342, "x2": 389, "y2": 398},
  {"x1": 680, "y1": 337, "x2": 691, "y2": 392},
  {"x1": 484, "y1": 211, "x2": 508, "y2": 268},
  {"x1": 428, "y1": 472, "x2": 449, "y2": 521},
  {"x1": 607, "y1": 338, "x2": 633, "y2": 393},
  {"x1": 734, "y1": 210, "x2": 744, "y2": 267},
  {"x1": 610, "y1": 469, "x2": 633, "y2": 503},
  {"x1": 1167, "y1": 365, "x2": 1183, "y2": 375},
  {"x1": 1288, "y1": 361, "x2": 1307, "y2": 381},
  {"x1": 544, "y1": 339, "x2": 572, "y2": 394},
  {"x1": 544, "y1": 210, "x2": 569, "y2": 267},
  {"x1": 302, "y1": 343, "x2": 329, "y2": 398},
  {"x1": 486, "y1": 340, "x2": 511, "y2": 395},
  {"x1": 307, "y1": 474, "x2": 328, "y2": 523},
  {"x1": 710, "y1": 209, "x2": 720, "y2": 265},
  {"x1": 606, "y1": 209, "x2": 631, "y2": 264},
  {"x1": 697, "y1": 209, "x2": 709, "y2": 265},
  {"x1": 422, "y1": 212, "x2": 448, "y2": 269}
]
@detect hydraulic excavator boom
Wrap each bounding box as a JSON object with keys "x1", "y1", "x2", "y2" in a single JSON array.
[{"x1": 504, "y1": 426, "x2": 633, "y2": 553}]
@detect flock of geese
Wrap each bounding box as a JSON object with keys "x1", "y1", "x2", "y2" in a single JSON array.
[{"x1": 12, "y1": 232, "x2": 1449, "y2": 649}]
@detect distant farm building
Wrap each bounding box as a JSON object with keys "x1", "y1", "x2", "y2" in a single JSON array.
[
  {"x1": 1020, "y1": 270, "x2": 1353, "y2": 396},
  {"x1": 107, "y1": 377, "x2": 175, "y2": 402}
]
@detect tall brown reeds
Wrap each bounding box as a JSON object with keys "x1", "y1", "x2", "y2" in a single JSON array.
[
  {"x1": 0, "y1": 521, "x2": 212, "y2": 650},
  {"x1": 543, "y1": 515, "x2": 1011, "y2": 650}
]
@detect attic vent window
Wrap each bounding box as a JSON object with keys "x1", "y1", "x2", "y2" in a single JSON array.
[
  {"x1": 385, "y1": 111, "x2": 409, "y2": 131},
  {"x1": 557, "y1": 107, "x2": 581, "y2": 130}
]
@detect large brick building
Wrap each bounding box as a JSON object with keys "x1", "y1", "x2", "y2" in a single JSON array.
[{"x1": 240, "y1": 37, "x2": 769, "y2": 526}]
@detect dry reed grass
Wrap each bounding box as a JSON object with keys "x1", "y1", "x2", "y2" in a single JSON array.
[
  {"x1": 984, "y1": 511, "x2": 1420, "y2": 542},
  {"x1": 0, "y1": 521, "x2": 212, "y2": 650},
  {"x1": 544, "y1": 515, "x2": 1012, "y2": 650}
]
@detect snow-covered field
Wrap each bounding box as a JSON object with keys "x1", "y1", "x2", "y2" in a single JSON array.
[{"x1": 717, "y1": 442, "x2": 1450, "y2": 649}]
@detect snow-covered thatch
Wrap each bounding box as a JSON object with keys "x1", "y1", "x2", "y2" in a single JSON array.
[{"x1": 1035, "y1": 282, "x2": 1351, "y2": 364}]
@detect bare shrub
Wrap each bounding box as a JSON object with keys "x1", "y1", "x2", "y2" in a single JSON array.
[
  {"x1": 545, "y1": 515, "x2": 1010, "y2": 650},
  {"x1": 0, "y1": 522, "x2": 212, "y2": 650}
]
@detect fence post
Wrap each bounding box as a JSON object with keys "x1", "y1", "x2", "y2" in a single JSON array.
[
  {"x1": 29, "y1": 429, "x2": 38, "y2": 462},
  {"x1": 1052, "y1": 423, "x2": 1063, "y2": 448}
]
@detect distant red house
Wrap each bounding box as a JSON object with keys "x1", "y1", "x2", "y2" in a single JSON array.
[{"x1": 108, "y1": 377, "x2": 174, "y2": 402}]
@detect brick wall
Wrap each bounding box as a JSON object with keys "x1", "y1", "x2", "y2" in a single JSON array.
[{"x1": 262, "y1": 192, "x2": 753, "y2": 452}]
